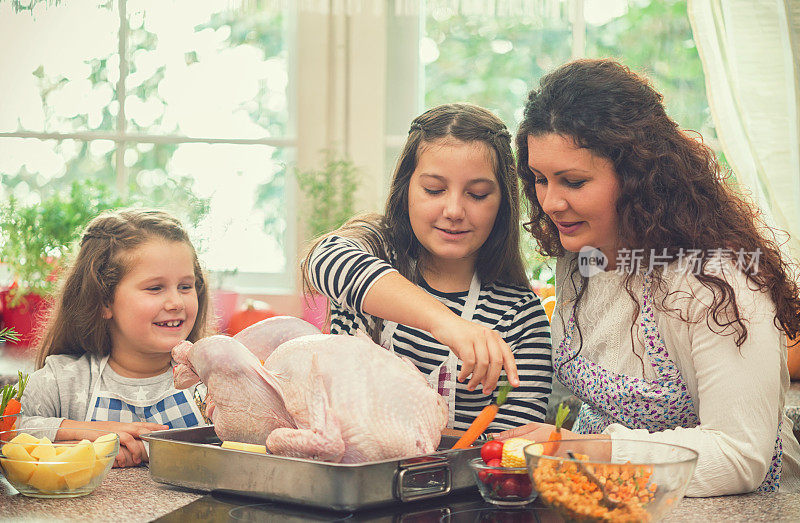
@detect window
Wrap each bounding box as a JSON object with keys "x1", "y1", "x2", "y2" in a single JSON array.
[
  {"x1": 386, "y1": 0, "x2": 715, "y2": 283},
  {"x1": 0, "y1": 0, "x2": 295, "y2": 292},
  {"x1": 1, "y1": 0, "x2": 715, "y2": 297}
]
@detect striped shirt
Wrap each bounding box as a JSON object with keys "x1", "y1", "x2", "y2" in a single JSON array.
[{"x1": 308, "y1": 235, "x2": 553, "y2": 432}]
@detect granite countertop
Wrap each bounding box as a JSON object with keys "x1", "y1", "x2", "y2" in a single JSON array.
[
  {"x1": 0, "y1": 467, "x2": 203, "y2": 521},
  {"x1": 2, "y1": 465, "x2": 800, "y2": 521}
]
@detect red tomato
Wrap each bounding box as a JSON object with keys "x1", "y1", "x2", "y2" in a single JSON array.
[
  {"x1": 515, "y1": 475, "x2": 533, "y2": 498},
  {"x1": 478, "y1": 469, "x2": 492, "y2": 484},
  {"x1": 485, "y1": 458, "x2": 504, "y2": 485},
  {"x1": 498, "y1": 477, "x2": 520, "y2": 497},
  {"x1": 481, "y1": 440, "x2": 504, "y2": 464}
]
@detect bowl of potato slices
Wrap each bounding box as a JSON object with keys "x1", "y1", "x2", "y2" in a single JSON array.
[{"x1": 0, "y1": 428, "x2": 119, "y2": 498}]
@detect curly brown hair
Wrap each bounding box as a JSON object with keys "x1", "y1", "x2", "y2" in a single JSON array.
[
  {"x1": 516, "y1": 59, "x2": 800, "y2": 346},
  {"x1": 35, "y1": 208, "x2": 213, "y2": 369}
]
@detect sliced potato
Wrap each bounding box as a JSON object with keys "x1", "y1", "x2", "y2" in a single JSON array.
[
  {"x1": 8, "y1": 433, "x2": 41, "y2": 454},
  {"x1": 50, "y1": 441, "x2": 95, "y2": 477},
  {"x1": 1, "y1": 456, "x2": 36, "y2": 483},
  {"x1": 30, "y1": 443, "x2": 57, "y2": 461},
  {"x1": 27, "y1": 463, "x2": 66, "y2": 492},
  {"x1": 92, "y1": 456, "x2": 114, "y2": 478},
  {"x1": 92, "y1": 433, "x2": 118, "y2": 458},
  {"x1": 63, "y1": 466, "x2": 94, "y2": 489},
  {"x1": 2, "y1": 442, "x2": 35, "y2": 461},
  {"x1": 221, "y1": 441, "x2": 267, "y2": 454}
]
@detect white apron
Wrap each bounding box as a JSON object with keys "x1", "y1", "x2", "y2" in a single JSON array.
[{"x1": 380, "y1": 273, "x2": 481, "y2": 428}]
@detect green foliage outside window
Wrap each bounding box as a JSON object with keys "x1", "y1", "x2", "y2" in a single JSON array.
[
  {"x1": 295, "y1": 151, "x2": 360, "y2": 240},
  {"x1": 0, "y1": 179, "x2": 126, "y2": 304},
  {"x1": 423, "y1": 0, "x2": 712, "y2": 283}
]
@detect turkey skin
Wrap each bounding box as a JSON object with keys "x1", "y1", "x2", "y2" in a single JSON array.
[{"x1": 172, "y1": 317, "x2": 448, "y2": 463}]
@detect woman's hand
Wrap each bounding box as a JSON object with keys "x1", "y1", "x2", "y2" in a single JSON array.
[
  {"x1": 58, "y1": 420, "x2": 168, "y2": 468},
  {"x1": 430, "y1": 315, "x2": 519, "y2": 394},
  {"x1": 494, "y1": 422, "x2": 557, "y2": 442}
]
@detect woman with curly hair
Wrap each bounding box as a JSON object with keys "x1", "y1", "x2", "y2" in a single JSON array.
[{"x1": 498, "y1": 58, "x2": 800, "y2": 496}]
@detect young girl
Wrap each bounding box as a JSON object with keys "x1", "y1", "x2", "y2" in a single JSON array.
[
  {"x1": 302, "y1": 103, "x2": 553, "y2": 432},
  {"x1": 500, "y1": 59, "x2": 800, "y2": 495},
  {"x1": 22, "y1": 209, "x2": 213, "y2": 467}
]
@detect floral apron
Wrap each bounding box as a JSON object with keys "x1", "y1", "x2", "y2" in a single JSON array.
[{"x1": 554, "y1": 276, "x2": 782, "y2": 492}]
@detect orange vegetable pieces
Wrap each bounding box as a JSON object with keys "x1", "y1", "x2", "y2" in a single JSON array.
[
  {"x1": 452, "y1": 383, "x2": 512, "y2": 450},
  {"x1": 532, "y1": 454, "x2": 656, "y2": 522},
  {"x1": 542, "y1": 402, "x2": 570, "y2": 456}
]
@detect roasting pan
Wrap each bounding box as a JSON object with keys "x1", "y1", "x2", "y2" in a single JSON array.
[{"x1": 143, "y1": 426, "x2": 481, "y2": 511}]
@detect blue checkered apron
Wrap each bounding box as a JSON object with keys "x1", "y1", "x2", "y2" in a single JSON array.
[
  {"x1": 84, "y1": 355, "x2": 203, "y2": 429},
  {"x1": 380, "y1": 273, "x2": 481, "y2": 429}
]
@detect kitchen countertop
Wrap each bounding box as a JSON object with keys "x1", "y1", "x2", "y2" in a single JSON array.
[{"x1": 2, "y1": 466, "x2": 800, "y2": 521}]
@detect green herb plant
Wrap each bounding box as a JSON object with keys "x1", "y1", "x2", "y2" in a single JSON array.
[
  {"x1": 295, "y1": 150, "x2": 360, "y2": 239},
  {"x1": 0, "y1": 327, "x2": 20, "y2": 344},
  {"x1": 0, "y1": 179, "x2": 125, "y2": 306}
]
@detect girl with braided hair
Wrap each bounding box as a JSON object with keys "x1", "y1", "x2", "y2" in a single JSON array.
[
  {"x1": 303, "y1": 103, "x2": 553, "y2": 433},
  {"x1": 23, "y1": 208, "x2": 213, "y2": 467}
]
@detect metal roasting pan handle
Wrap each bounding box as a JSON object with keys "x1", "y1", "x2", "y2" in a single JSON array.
[{"x1": 393, "y1": 457, "x2": 452, "y2": 502}]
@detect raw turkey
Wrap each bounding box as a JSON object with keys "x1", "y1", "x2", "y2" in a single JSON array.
[{"x1": 172, "y1": 316, "x2": 449, "y2": 463}]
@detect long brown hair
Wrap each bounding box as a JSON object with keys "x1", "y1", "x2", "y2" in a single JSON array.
[
  {"x1": 35, "y1": 208, "x2": 212, "y2": 369},
  {"x1": 516, "y1": 58, "x2": 800, "y2": 351},
  {"x1": 302, "y1": 103, "x2": 529, "y2": 339}
]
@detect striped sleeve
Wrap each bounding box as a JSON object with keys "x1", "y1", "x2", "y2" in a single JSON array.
[
  {"x1": 488, "y1": 288, "x2": 553, "y2": 432},
  {"x1": 307, "y1": 235, "x2": 398, "y2": 315},
  {"x1": 391, "y1": 280, "x2": 553, "y2": 433}
]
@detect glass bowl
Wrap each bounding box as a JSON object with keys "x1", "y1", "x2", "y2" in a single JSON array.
[
  {"x1": 524, "y1": 439, "x2": 698, "y2": 522},
  {"x1": 0, "y1": 427, "x2": 120, "y2": 498},
  {"x1": 468, "y1": 457, "x2": 537, "y2": 507}
]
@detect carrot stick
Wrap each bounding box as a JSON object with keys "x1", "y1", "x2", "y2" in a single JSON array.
[
  {"x1": 0, "y1": 372, "x2": 28, "y2": 432},
  {"x1": 451, "y1": 383, "x2": 512, "y2": 449},
  {"x1": 0, "y1": 384, "x2": 17, "y2": 431},
  {"x1": 542, "y1": 403, "x2": 570, "y2": 455}
]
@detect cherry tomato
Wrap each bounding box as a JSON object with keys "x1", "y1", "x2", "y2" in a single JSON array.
[
  {"x1": 481, "y1": 440, "x2": 504, "y2": 464},
  {"x1": 478, "y1": 469, "x2": 492, "y2": 484},
  {"x1": 484, "y1": 458, "x2": 504, "y2": 485},
  {"x1": 515, "y1": 475, "x2": 533, "y2": 498},
  {"x1": 498, "y1": 476, "x2": 520, "y2": 497}
]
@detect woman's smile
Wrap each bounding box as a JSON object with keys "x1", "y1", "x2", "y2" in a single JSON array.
[{"x1": 554, "y1": 220, "x2": 584, "y2": 235}]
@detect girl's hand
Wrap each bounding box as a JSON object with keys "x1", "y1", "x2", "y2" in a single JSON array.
[
  {"x1": 58, "y1": 420, "x2": 168, "y2": 467},
  {"x1": 430, "y1": 316, "x2": 519, "y2": 394}
]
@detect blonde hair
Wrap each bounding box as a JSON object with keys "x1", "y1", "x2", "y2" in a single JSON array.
[{"x1": 35, "y1": 208, "x2": 212, "y2": 369}]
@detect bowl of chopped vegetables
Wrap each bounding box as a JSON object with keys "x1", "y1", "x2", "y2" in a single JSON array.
[
  {"x1": 468, "y1": 437, "x2": 541, "y2": 506},
  {"x1": 524, "y1": 439, "x2": 698, "y2": 522}
]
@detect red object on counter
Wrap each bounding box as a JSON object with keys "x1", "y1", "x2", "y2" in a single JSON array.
[
  {"x1": 227, "y1": 300, "x2": 277, "y2": 336},
  {"x1": 0, "y1": 290, "x2": 48, "y2": 347}
]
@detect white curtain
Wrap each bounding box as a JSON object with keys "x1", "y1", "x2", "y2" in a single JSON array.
[{"x1": 688, "y1": 0, "x2": 800, "y2": 259}]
